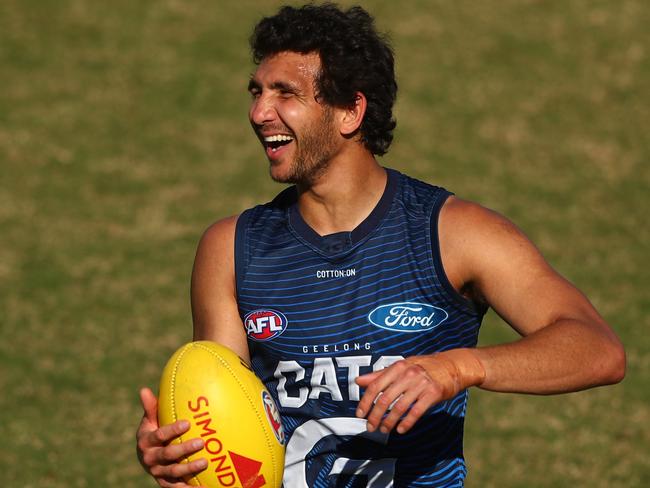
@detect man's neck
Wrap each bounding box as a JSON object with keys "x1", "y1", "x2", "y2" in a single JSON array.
[{"x1": 295, "y1": 150, "x2": 387, "y2": 236}]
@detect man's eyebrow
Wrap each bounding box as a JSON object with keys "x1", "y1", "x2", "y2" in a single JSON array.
[
  {"x1": 269, "y1": 81, "x2": 300, "y2": 93},
  {"x1": 247, "y1": 78, "x2": 302, "y2": 94},
  {"x1": 247, "y1": 77, "x2": 261, "y2": 92}
]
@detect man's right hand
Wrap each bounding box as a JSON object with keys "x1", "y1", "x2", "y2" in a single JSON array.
[{"x1": 136, "y1": 387, "x2": 208, "y2": 487}]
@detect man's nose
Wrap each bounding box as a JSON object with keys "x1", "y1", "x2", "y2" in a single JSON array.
[{"x1": 250, "y1": 94, "x2": 276, "y2": 126}]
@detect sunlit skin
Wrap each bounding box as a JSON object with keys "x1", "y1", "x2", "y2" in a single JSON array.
[
  {"x1": 246, "y1": 51, "x2": 387, "y2": 236},
  {"x1": 136, "y1": 48, "x2": 625, "y2": 487},
  {"x1": 248, "y1": 51, "x2": 340, "y2": 185}
]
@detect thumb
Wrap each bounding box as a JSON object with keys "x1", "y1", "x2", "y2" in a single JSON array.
[{"x1": 139, "y1": 387, "x2": 159, "y2": 424}]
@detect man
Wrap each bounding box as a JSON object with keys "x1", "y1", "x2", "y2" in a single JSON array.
[{"x1": 136, "y1": 4, "x2": 625, "y2": 487}]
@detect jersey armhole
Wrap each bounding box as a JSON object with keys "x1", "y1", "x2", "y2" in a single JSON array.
[
  {"x1": 430, "y1": 192, "x2": 487, "y2": 315},
  {"x1": 234, "y1": 209, "x2": 251, "y2": 301}
]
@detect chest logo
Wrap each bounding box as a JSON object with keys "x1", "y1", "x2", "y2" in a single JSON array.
[
  {"x1": 244, "y1": 309, "x2": 288, "y2": 342},
  {"x1": 368, "y1": 302, "x2": 448, "y2": 333}
]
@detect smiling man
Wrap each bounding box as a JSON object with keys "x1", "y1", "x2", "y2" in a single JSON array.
[
  {"x1": 248, "y1": 51, "x2": 341, "y2": 185},
  {"x1": 136, "y1": 4, "x2": 625, "y2": 487}
]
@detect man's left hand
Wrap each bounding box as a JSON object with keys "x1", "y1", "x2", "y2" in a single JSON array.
[{"x1": 354, "y1": 349, "x2": 486, "y2": 435}]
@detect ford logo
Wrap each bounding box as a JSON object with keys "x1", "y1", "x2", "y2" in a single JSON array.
[{"x1": 368, "y1": 302, "x2": 448, "y2": 332}]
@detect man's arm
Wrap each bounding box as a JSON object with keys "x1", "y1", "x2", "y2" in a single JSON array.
[
  {"x1": 441, "y1": 197, "x2": 625, "y2": 392},
  {"x1": 356, "y1": 197, "x2": 625, "y2": 434},
  {"x1": 136, "y1": 216, "x2": 246, "y2": 487},
  {"x1": 191, "y1": 216, "x2": 249, "y2": 358}
]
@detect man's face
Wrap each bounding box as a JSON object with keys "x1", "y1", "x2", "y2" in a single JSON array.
[{"x1": 248, "y1": 51, "x2": 340, "y2": 185}]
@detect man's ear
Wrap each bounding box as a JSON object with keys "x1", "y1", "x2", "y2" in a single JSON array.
[{"x1": 339, "y1": 92, "x2": 367, "y2": 136}]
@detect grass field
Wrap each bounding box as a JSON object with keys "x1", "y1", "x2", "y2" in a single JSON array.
[{"x1": 1, "y1": 0, "x2": 648, "y2": 486}]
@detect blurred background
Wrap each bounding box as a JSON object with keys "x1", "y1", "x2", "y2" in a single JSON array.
[{"x1": 1, "y1": 0, "x2": 648, "y2": 486}]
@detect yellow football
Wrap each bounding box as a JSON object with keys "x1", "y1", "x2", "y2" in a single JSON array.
[{"x1": 158, "y1": 341, "x2": 285, "y2": 487}]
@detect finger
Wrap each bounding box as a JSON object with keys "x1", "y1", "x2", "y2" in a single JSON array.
[
  {"x1": 354, "y1": 372, "x2": 382, "y2": 419},
  {"x1": 157, "y1": 477, "x2": 188, "y2": 488},
  {"x1": 158, "y1": 480, "x2": 201, "y2": 488},
  {"x1": 151, "y1": 456, "x2": 208, "y2": 481},
  {"x1": 383, "y1": 365, "x2": 442, "y2": 434},
  {"x1": 354, "y1": 370, "x2": 382, "y2": 386},
  {"x1": 142, "y1": 419, "x2": 190, "y2": 450},
  {"x1": 365, "y1": 376, "x2": 415, "y2": 432},
  {"x1": 154, "y1": 420, "x2": 192, "y2": 446},
  {"x1": 157, "y1": 475, "x2": 203, "y2": 488},
  {"x1": 395, "y1": 390, "x2": 439, "y2": 434},
  {"x1": 154, "y1": 438, "x2": 205, "y2": 466},
  {"x1": 355, "y1": 363, "x2": 406, "y2": 420},
  {"x1": 376, "y1": 386, "x2": 422, "y2": 434},
  {"x1": 140, "y1": 387, "x2": 159, "y2": 424}
]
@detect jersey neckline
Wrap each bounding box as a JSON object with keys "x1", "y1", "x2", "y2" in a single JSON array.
[{"x1": 287, "y1": 167, "x2": 400, "y2": 258}]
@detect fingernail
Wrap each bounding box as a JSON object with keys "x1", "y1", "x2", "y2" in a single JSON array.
[
  {"x1": 397, "y1": 426, "x2": 405, "y2": 434},
  {"x1": 366, "y1": 422, "x2": 375, "y2": 432},
  {"x1": 191, "y1": 439, "x2": 204, "y2": 450},
  {"x1": 380, "y1": 426, "x2": 389, "y2": 434},
  {"x1": 178, "y1": 420, "x2": 190, "y2": 430},
  {"x1": 195, "y1": 458, "x2": 208, "y2": 469},
  {"x1": 356, "y1": 408, "x2": 364, "y2": 417}
]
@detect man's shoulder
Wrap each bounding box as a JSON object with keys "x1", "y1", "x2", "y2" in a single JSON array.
[
  {"x1": 388, "y1": 168, "x2": 453, "y2": 209},
  {"x1": 198, "y1": 215, "x2": 239, "y2": 253},
  {"x1": 439, "y1": 195, "x2": 544, "y2": 288},
  {"x1": 440, "y1": 196, "x2": 523, "y2": 238},
  {"x1": 236, "y1": 185, "x2": 297, "y2": 231},
  {"x1": 199, "y1": 186, "x2": 298, "y2": 252},
  {"x1": 441, "y1": 195, "x2": 489, "y2": 220}
]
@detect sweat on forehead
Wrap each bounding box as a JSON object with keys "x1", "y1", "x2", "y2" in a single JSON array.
[{"x1": 249, "y1": 52, "x2": 322, "y2": 92}]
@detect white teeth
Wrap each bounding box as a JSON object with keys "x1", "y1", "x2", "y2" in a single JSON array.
[{"x1": 264, "y1": 134, "x2": 294, "y2": 143}]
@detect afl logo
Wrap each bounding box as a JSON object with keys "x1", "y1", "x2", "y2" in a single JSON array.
[
  {"x1": 244, "y1": 309, "x2": 288, "y2": 342},
  {"x1": 262, "y1": 391, "x2": 285, "y2": 446}
]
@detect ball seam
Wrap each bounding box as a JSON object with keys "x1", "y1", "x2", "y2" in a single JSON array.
[
  {"x1": 193, "y1": 342, "x2": 280, "y2": 487},
  {"x1": 171, "y1": 343, "x2": 202, "y2": 486}
]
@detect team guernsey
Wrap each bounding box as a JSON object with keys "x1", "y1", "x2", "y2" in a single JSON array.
[{"x1": 235, "y1": 169, "x2": 485, "y2": 487}]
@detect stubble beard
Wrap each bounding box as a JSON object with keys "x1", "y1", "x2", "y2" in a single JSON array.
[{"x1": 271, "y1": 108, "x2": 338, "y2": 186}]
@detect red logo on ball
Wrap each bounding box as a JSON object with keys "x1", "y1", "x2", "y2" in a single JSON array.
[
  {"x1": 262, "y1": 391, "x2": 285, "y2": 445},
  {"x1": 244, "y1": 309, "x2": 288, "y2": 342}
]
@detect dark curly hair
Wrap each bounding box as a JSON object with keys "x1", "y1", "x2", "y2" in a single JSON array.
[{"x1": 250, "y1": 3, "x2": 397, "y2": 156}]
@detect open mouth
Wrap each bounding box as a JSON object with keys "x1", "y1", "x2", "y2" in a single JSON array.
[{"x1": 263, "y1": 134, "x2": 294, "y2": 154}]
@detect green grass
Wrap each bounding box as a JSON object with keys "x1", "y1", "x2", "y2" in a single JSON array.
[{"x1": 1, "y1": 0, "x2": 648, "y2": 486}]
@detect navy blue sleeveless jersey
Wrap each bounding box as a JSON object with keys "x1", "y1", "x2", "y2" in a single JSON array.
[{"x1": 235, "y1": 168, "x2": 485, "y2": 487}]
